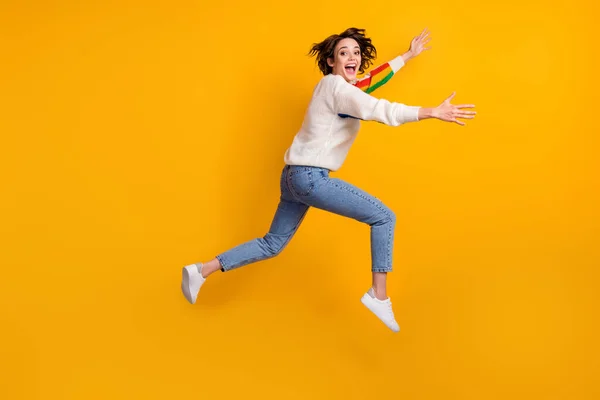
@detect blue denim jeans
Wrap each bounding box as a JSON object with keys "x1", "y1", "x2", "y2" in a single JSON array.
[{"x1": 216, "y1": 164, "x2": 396, "y2": 273}]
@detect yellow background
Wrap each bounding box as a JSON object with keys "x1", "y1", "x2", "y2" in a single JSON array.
[{"x1": 1, "y1": 0, "x2": 598, "y2": 399}]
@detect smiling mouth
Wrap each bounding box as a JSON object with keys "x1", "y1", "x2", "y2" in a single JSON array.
[{"x1": 345, "y1": 64, "x2": 356, "y2": 74}]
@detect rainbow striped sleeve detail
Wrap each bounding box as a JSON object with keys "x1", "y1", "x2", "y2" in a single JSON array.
[
  {"x1": 353, "y1": 62, "x2": 395, "y2": 94},
  {"x1": 353, "y1": 56, "x2": 406, "y2": 94}
]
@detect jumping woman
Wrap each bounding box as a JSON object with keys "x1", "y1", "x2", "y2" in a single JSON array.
[{"x1": 181, "y1": 27, "x2": 476, "y2": 332}]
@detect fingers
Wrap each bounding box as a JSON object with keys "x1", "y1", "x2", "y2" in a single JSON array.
[
  {"x1": 453, "y1": 108, "x2": 476, "y2": 123},
  {"x1": 444, "y1": 92, "x2": 477, "y2": 109},
  {"x1": 445, "y1": 106, "x2": 476, "y2": 126},
  {"x1": 414, "y1": 28, "x2": 431, "y2": 46},
  {"x1": 452, "y1": 110, "x2": 476, "y2": 126},
  {"x1": 417, "y1": 33, "x2": 431, "y2": 45},
  {"x1": 419, "y1": 38, "x2": 432, "y2": 50}
]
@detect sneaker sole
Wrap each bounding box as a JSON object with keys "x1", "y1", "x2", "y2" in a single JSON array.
[{"x1": 181, "y1": 266, "x2": 195, "y2": 304}]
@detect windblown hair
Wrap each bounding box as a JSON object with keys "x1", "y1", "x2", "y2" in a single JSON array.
[{"x1": 308, "y1": 27, "x2": 377, "y2": 76}]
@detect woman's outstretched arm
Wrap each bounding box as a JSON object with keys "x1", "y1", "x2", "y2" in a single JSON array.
[
  {"x1": 352, "y1": 56, "x2": 407, "y2": 94},
  {"x1": 336, "y1": 77, "x2": 476, "y2": 127},
  {"x1": 353, "y1": 28, "x2": 432, "y2": 94}
]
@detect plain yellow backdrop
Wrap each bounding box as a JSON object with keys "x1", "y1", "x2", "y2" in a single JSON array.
[{"x1": 1, "y1": 0, "x2": 598, "y2": 399}]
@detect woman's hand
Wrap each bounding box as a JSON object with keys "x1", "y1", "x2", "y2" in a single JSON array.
[
  {"x1": 432, "y1": 92, "x2": 476, "y2": 126},
  {"x1": 404, "y1": 28, "x2": 432, "y2": 61}
]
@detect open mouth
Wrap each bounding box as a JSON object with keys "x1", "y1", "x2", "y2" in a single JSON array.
[{"x1": 344, "y1": 63, "x2": 357, "y2": 74}]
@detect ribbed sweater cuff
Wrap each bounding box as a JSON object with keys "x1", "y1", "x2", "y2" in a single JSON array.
[
  {"x1": 399, "y1": 105, "x2": 421, "y2": 123},
  {"x1": 388, "y1": 56, "x2": 405, "y2": 72}
]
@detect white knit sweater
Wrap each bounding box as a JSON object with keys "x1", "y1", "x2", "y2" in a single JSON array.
[{"x1": 283, "y1": 73, "x2": 421, "y2": 171}]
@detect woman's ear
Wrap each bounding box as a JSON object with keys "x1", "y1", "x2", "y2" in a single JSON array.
[{"x1": 327, "y1": 56, "x2": 334, "y2": 67}]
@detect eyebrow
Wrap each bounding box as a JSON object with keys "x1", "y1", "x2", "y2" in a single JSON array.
[{"x1": 338, "y1": 46, "x2": 360, "y2": 52}]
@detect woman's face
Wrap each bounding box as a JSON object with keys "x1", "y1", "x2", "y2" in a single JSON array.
[{"x1": 327, "y1": 38, "x2": 361, "y2": 82}]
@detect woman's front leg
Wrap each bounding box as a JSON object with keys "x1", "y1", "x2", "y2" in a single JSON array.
[{"x1": 304, "y1": 174, "x2": 397, "y2": 296}]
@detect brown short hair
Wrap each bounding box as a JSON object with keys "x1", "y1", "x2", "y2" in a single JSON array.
[{"x1": 308, "y1": 27, "x2": 377, "y2": 76}]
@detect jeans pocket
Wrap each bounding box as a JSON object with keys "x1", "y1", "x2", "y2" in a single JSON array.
[{"x1": 288, "y1": 169, "x2": 314, "y2": 197}]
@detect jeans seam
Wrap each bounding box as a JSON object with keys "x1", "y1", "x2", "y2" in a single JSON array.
[
  {"x1": 327, "y1": 179, "x2": 391, "y2": 218},
  {"x1": 286, "y1": 172, "x2": 301, "y2": 203},
  {"x1": 220, "y1": 206, "x2": 309, "y2": 272},
  {"x1": 216, "y1": 254, "x2": 227, "y2": 271},
  {"x1": 373, "y1": 267, "x2": 391, "y2": 272}
]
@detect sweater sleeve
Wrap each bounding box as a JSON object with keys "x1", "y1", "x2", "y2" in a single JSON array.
[
  {"x1": 335, "y1": 76, "x2": 421, "y2": 126},
  {"x1": 353, "y1": 55, "x2": 405, "y2": 94}
]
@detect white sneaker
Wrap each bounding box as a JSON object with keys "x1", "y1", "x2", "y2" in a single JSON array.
[
  {"x1": 181, "y1": 263, "x2": 206, "y2": 304},
  {"x1": 361, "y1": 289, "x2": 400, "y2": 332}
]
